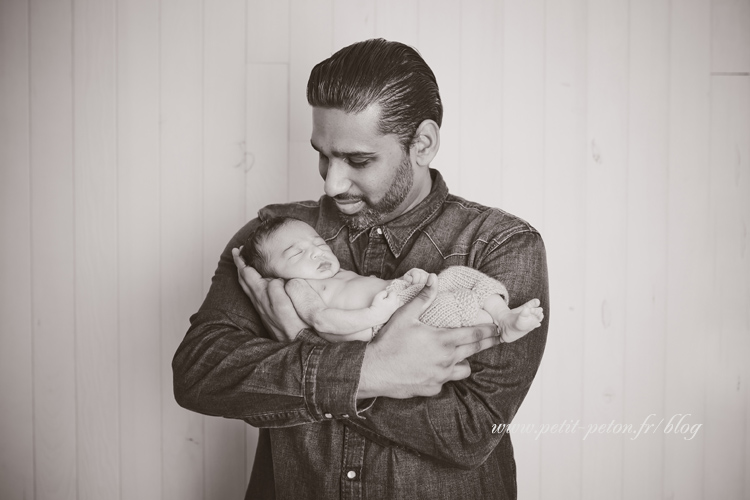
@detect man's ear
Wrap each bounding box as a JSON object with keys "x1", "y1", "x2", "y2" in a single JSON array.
[{"x1": 411, "y1": 119, "x2": 440, "y2": 167}]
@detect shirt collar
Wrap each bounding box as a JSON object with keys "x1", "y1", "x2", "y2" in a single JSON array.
[{"x1": 320, "y1": 169, "x2": 449, "y2": 258}]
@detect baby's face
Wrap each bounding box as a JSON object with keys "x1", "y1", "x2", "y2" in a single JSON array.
[{"x1": 263, "y1": 220, "x2": 341, "y2": 280}]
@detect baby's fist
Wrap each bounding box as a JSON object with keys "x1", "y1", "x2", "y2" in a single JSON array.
[
  {"x1": 403, "y1": 268, "x2": 430, "y2": 285},
  {"x1": 371, "y1": 290, "x2": 402, "y2": 318}
]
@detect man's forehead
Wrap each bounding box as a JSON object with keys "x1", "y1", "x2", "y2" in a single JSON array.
[{"x1": 310, "y1": 105, "x2": 389, "y2": 150}]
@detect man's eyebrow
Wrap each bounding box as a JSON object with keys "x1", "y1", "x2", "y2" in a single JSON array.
[{"x1": 309, "y1": 140, "x2": 375, "y2": 158}]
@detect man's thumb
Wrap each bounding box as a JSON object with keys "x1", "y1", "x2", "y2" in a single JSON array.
[{"x1": 395, "y1": 273, "x2": 439, "y2": 318}]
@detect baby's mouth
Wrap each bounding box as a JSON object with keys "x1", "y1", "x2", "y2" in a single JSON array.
[{"x1": 317, "y1": 261, "x2": 332, "y2": 271}]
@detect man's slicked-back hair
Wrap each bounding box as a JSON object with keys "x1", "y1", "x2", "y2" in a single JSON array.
[
  {"x1": 307, "y1": 38, "x2": 442, "y2": 150},
  {"x1": 240, "y1": 216, "x2": 299, "y2": 279}
]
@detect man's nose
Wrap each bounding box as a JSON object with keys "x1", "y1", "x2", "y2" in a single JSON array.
[{"x1": 323, "y1": 160, "x2": 351, "y2": 198}]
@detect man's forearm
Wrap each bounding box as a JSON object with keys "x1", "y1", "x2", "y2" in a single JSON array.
[
  {"x1": 344, "y1": 231, "x2": 550, "y2": 468},
  {"x1": 173, "y1": 220, "x2": 371, "y2": 426},
  {"x1": 174, "y1": 306, "x2": 372, "y2": 426}
]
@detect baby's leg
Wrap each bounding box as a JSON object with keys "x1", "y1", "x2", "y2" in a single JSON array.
[
  {"x1": 472, "y1": 308, "x2": 494, "y2": 325},
  {"x1": 483, "y1": 295, "x2": 543, "y2": 343}
]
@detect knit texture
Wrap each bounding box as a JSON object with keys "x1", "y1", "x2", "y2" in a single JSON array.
[{"x1": 372, "y1": 266, "x2": 509, "y2": 334}]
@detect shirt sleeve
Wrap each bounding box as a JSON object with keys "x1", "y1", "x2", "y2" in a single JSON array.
[
  {"x1": 171, "y1": 219, "x2": 371, "y2": 427},
  {"x1": 343, "y1": 230, "x2": 549, "y2": 469}
]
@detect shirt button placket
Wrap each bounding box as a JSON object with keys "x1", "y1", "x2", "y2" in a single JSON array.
[
  {"x1": 340, "y1": 426, "x2": 365, "y2": 499},
  {"x1": 362, "y1": 226, "x2": 388, "y2": 277}
]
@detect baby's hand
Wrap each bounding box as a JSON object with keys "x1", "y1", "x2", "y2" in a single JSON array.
[
  {"x1": 370, "y1": 290, "x2": 402, "y2": 321},
  {"x1": 403, "y1": 268, "x2": 430, "y2": 285}
]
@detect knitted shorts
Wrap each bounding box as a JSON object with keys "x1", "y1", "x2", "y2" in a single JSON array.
[{"x1": 372, "y1": 266, "x2": 509, "y2": 334}]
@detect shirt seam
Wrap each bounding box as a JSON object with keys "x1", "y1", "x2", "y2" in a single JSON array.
[{"x1": 302, "y1": 345, "x2": 322, "y2": 420}]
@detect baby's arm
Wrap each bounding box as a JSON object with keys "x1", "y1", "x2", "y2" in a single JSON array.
[
  {"x1": 284, "y1": 279, "x2": 401, "y2": 339},
  {"x1": 483, "y1": 294, "x2": 544, "y2": 343}
]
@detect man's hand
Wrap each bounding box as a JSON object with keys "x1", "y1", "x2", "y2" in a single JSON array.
[
  {"x1": 358, "y1": 274, "x2": 501, "y2": 399},
  {"x1": 232, "y1": 247, "x2": 309, "y2": 342}
]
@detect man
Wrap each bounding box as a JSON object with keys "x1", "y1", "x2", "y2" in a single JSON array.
[{"x1": 173, "y1": 38, "x2": 549, "y2": 499}]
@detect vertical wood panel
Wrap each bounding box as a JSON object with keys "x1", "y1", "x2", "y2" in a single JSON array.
[
  {"x1": 202, "y1": 0, "x2": 249, "y2": 497},
  {"x1": 501, "y1": 0, "x2": 545, "y2": 228},
  {"x1": 743, "y1": 76, "x2": 750, "y2": 500},
  {"x1": 117, "y1": 0, "x2": 162, "y2": 498},
  {"x1": 160, "y1": 1, "x2": 206, "y2": 498},
  {"x1": 289, "y1": 0, "x2": 332, "y2": 201},
  {"x1": 0, "y1": 1, "x2": 34, "y2": 498},
  {"x1": 73, "y1": 0, "x2": 120, "y2": 498},
  {"x1": 374, "y1": 0, "x2": 418, "y2": 48},
  {"x1": 246, "y1": 65, "x2": 290, "y2": 219},
  {"x1": 499, "y1": 2, "x2": 546, "y2": 496},
  {"x1": 459, "y1": 0, "x2": 503, "y2": 208},
  {"x1": 247, "y1": 0, "x2": 289, "y2": 64},
  {"x1": 711, "y1": 0, "x2": 750, "y2": 73},
  {"x1": 704, "y1": 75, "x2": 749, "y2": 499},
  {"x1": 623, "y1": 1, "x2": 670, "y2": 499},
  {"x1": 417, "y1": 0, "x2": 461, "y2": 191},
  {"x1": 539, "y1": 0, "x2": 587, "y2": 497},
  {"x1": 333, "y1": 0, "x2": 375, "y2": 49},
  {"x1": 582, "y1": 0, "x2": 629, "y2": 498},
  {"x1": 664, "y1": 1, "x2": 711, "y2": 498},
  {"x1": 29, "y1": 0, "x2": 78, "y2": 498}
]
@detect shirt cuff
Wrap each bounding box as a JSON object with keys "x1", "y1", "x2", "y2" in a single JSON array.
[
  {"x1": 296, "y1": 328, "x2": 329, "y2": 346},
  {"x1": 303, "y1": 341, "x2": 368, "y2": 421}
]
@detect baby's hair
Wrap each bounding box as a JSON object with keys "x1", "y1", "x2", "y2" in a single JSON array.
[{"x1": 240, "y1": 216, "x2": 302, "y2": 278}]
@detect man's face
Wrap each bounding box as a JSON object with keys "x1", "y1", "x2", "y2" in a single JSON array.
[
  {"x1": 263, "y1": 220, "x2": 341, "y2": 280},
  {"x1": 311, "y1": 105, "x2": 419, "y2": 230}
]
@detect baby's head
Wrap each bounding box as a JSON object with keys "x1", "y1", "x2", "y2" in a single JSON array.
[{"x1": 240, "y1": 217, "x2": 341, "y2": 280}]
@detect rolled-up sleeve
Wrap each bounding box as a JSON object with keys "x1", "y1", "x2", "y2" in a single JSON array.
[
  {"x1": 172, "y1": 220, "x2": 369, "y2": 428},
  {"x1": 345, "y1": 230, "x2": 549, "y2": 468}
]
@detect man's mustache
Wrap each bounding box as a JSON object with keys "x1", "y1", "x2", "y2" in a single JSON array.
[{"x1": 333, "y1": 194, "x2": 365, "y2": 203}]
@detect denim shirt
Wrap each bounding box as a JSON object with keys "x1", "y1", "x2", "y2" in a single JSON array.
[{"x1": 173, "y1": 169, "x2": 549, "y2": 500}]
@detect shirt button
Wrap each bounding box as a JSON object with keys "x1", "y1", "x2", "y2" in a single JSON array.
[
  {"x1": 376, "y1": 227, "x2": 383, "y2": 235},
  {"x1": 347, "y1": 470, "x2": 357, "y2": 479},
  {"x1": 324, "y1": 413, "x2": 332, "y2": 419},
  {"x1": 342, "y1": 414, "x2": 349, "y2": 418}
]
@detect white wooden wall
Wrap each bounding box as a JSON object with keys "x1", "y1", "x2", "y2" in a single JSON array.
[{"x1": 1, "y1": 0, "x2": 748, "y2": 499}]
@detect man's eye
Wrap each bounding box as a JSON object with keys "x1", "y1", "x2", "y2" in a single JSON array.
[{"x1": 347, "y1": 157, "x2": 369, "y2": 168}]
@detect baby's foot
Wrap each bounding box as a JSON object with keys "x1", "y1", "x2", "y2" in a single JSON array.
[{"x1": 498, "y1": 299, "x2": 544, "y2": 343}]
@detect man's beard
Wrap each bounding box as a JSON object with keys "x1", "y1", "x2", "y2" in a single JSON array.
[{"x1": 335, "y1": 153, "x2": 413, "y2": 231}]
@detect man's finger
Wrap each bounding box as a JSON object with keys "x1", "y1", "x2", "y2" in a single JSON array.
[
  {"x1": 267, "y1": 279, "x2": 293, "y2": 312},
  {"x1": 453, "y1": 335, "x2": 502, "y2": 362},
  {"x1": 447, "y1": 359, "x2": 472, "y2": 381},
  {"x1": 232, "y1": 248, "x2": 267, "y2": 292},
  {"x1": 446, "y1": 323, "x2": 498, "y2": 347},
  {"x1": 231, "y1": 247, "x2": 246, "y2": 268},
  {"x1": 392, "y1": 273, "x2": 439, "y2": 319}
]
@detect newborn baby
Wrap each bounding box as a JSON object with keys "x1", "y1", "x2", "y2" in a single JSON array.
[{"x1": 239, "y1": 217, "x2": 544, "y2": 343}]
